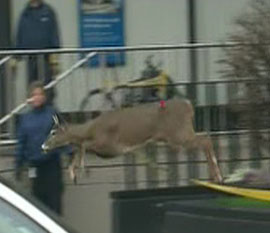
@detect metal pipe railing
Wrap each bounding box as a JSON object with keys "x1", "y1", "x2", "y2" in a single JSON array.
[
  {"x1": 1, "y1": 42, "x2": 270, "y2": 141},
  {"x1": 0, "y1": 42, "x2": 269, "y2": 56},
  {"x1": 1, "y1": 128, "x2": 269, "y2": 146},
  {"x1": 0, "y1": 56, "x2": 11, "y2": 67},
  {"x1": 0, "y1": 52, "x2": 97, "y2": 126},
  {"x1": 44, "y1": 52, "x2": 96, "y2": 89},
  {"x1": 0, "y1": 139, "x2": 17, "y2": 146},
  {"x1": 0, "y1": 102, "x2": 28, "y2": 127},
  {"x1": 115, "y1": 77, "x2": 270, "y2": 89},
  {"x1": 0, "y1": 155, "x2": 270, "y2": 176}
]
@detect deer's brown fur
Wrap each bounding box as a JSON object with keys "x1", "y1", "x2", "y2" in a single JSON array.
[{"x1": 42, "y1": 98, "x2": 223, "y2": 183}]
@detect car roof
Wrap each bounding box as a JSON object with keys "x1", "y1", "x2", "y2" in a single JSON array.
[{"x1": 0, "y1": 176, "x2": 80, "y2": 233}]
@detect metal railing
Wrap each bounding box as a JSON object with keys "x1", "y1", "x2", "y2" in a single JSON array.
[
  {"x1": 0, "y1": 56, "x2": 11, "y2": 67},
  {"x1": 0, "y1": 41, "x2": 268, "y2": 56},
  {"x1": 0, "y1": 52, "x2": 97, "y2": 126},
  {"x1": 0, "y1": 42, "x2": 270, "y2": 188}
]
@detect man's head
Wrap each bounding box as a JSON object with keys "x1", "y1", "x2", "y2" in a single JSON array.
[
  {"x1": 28, "y1": 81, "x2": 47, "y2": 108},
  {"x1": 29, "y1": 0, "x2": 43, "y2": 7}
]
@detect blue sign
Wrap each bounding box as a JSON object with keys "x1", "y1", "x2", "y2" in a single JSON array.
[{"x1": 79, "y1": 0, "x2": 125, "y2": 66}]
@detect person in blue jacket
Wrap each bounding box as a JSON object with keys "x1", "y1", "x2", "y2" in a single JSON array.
[
  {"x1": 16, "y1": 81, "x2": 68, "y2": 215},
  {"x1": 15, "y1": 0, "x2": 61, "y2": 104}
]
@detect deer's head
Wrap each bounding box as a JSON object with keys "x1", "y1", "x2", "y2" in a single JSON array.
[{"x1": 42, "y1": 115, "x2": 68, "y2": 152}]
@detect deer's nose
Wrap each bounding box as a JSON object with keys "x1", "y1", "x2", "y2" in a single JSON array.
[{"x1": 42, "y1": 144, "x2": 49, "y2": 153}]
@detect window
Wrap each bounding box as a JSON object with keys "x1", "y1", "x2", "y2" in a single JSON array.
[{"x1": 0, "y1": 197, "x2": 48, "y2": 233}]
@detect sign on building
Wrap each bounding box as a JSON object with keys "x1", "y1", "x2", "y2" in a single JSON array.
[{"x1": 79, "y1": 0, "x2": 125, "y2": 66}]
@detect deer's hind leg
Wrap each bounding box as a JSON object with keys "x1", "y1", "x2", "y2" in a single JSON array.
[
  {"x1": 76, "y1": 144, "x2": 87, "y2": 178},
  {"x1": 186, "y1": 134, "x2": 223, "y2": 183},
  {"x1": 79, "y1": 144, "x2": 86, "y2": 171},
  {"x1": 68, "y1": 153, "x2": 78, "y2": 184}
]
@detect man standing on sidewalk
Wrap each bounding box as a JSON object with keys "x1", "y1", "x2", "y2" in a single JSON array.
[{"x1": 14, "y1": 0, "x2": 61, "y2": 104}]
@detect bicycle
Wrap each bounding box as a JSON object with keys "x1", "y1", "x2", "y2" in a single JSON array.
[{"x1": 79, "y1": 55, "x2": 184, "y2": 114}]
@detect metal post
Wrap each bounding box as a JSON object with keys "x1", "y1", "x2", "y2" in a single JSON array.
[
  {"x1": 0, "y1": 0, "x2": 11, "y2": 137},
  {"x1": 187, "y1": 0, "x2": 198, "y2": 103},
  {"x1": 0, "y1": 65, "x2": 6, "y2": 119},
  {"x1": 123, "y1": 153, "x2": 137, "y2": 190},
  {"x1": 0, "y1": 0, "x2": 10, "y2": 49},
  {"x1": 187, "y1": 0, "x2": 198, "y2": 180}
]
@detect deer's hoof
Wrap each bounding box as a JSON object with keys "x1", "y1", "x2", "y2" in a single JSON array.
[{"x1": 213, "y1": 177, "x2": 224, "y2": 184}]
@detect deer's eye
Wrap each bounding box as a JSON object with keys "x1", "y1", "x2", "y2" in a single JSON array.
[{"x1": 51, "y1": 130, "x2": 56, "y2": 136}]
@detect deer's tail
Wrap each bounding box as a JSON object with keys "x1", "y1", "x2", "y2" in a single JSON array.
[{"x1": 184, "y1": 99, "x2": 195, "y2": 119}]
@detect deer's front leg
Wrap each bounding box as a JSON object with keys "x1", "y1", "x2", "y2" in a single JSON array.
[
  {"x1": 68, "y1": 153, "x2": 78, "y2": 184},
  {"x1": 68, "y1": 146, "x2": 82, "y2": 184}
]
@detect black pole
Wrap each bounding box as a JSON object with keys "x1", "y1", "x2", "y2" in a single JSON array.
[
  {"x1": 187, "y1": 0, "x2": 199, "y2": 179},
  {"x1": 0, "y1": 0, "x2": 11, "y2": 118},
  {"x1": 187, "y1": 0, "x2": 198, "y2": 104},
  {"x1": 0, "y1": 0, "x2": 11, "y2": 48}
]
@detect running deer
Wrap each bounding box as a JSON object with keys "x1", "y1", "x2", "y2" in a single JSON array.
[{"x1": 42, "y1": 98, "x2": 223, "y2": 183}]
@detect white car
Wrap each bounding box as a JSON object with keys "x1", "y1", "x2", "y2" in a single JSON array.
[{"x1": 0, "y1": 178, "x2": 77, "y2": 233}]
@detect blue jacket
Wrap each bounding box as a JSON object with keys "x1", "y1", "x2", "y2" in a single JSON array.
[
  {"x1": 16, "y1": 105, "x2": 67, "y2": 168},
  {"x1": 16, "y1": 3, "x2": 60, "y2": 49}
]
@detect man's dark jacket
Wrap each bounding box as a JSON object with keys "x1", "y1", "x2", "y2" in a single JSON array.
[{"x1": 16, "y1": 2, "x2": 60, "y2": 49}]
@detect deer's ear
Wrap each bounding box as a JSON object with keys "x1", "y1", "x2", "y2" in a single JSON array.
[{"x1": 52, "y1": 115, "x2": 60, "y2": 126}]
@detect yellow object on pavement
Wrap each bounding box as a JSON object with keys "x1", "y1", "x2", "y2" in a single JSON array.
[{"x1": 193, "y1": 179, "x2": 270, "y2": 202}]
